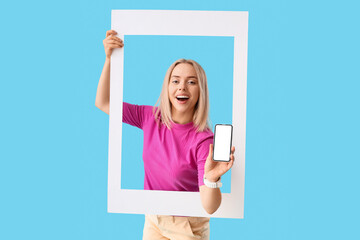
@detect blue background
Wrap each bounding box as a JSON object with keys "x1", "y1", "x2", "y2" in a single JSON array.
[
  {"x1": 1, "y1": 0, "x2": 359, "y2": 239},
  {"x1": 121, "y1": 35, "x2": 233, "y2": 192}
]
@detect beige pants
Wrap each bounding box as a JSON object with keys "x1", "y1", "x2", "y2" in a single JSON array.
[{"x1": 142, "y1": 214, "x2": 210, "y2": 240}]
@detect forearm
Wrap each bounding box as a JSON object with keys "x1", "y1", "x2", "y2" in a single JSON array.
[
  {"x1": 199, "y1": 185, "x2": 222, "y2": 214},
  {"x1": 95, "y1": 57, "x2": 111, "y2": 112}
]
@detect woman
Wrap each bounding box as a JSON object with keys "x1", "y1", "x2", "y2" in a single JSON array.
[{"x1": 95, "y1": 30, "x2": 235, "y2": 240}]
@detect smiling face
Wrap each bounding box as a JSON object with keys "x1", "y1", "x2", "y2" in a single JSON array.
[{"x1": 168, "y1": 63, "x2": 200, "y2": 124}]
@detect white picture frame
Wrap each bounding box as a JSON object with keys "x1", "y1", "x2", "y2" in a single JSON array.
[{"x1": 108, "y1": 10, "x2": 248, "y2": 218}]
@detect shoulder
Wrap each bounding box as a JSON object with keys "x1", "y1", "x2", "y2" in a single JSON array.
[
  {"x1": 193, "y1": 129, "x2": 213, "y2": 160},
  {"x1": 194, "y1": 128, "x2": 214, "y2": 148},
  {"x1": 138, "y1": 104, "x2": 157, "y2": 122},
  {"x1": 141, "y1": 105, "x2": 162, "y2": 127},
  {"x1": 142, "y1": 104, "x2": 155, "y2": 115},
  {"x1": 122, "y1": 102, "x2": 158, "y2": 126},
  {"x1": 196, "y1": 128, "x2": 214, "y2": 139},
  {"x1": 124, "y1": 102, "x2": 154, "y2": 115}
]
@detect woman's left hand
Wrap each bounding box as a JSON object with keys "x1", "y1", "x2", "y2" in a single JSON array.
[{"x1": 204, "y1": 144, "x2": 235, "y2": 182}]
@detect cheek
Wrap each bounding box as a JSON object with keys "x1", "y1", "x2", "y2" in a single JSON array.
[
  {"x1": 194, "y1": 87, "x2": 200, "y2": 101},
  {"x1": 168, "y1": 85, "x2": 175, "y2": 94},
  {"x1": 167, "y1": 87, "x2": 172, "y2": 99},
  {"x1": 168, "y1": 86, "x2": 175, "y2": 102}
]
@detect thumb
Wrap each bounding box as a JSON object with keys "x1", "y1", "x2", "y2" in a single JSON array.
[{"x1": 208, "y1": 144, "x2": 213, "y2": 157}]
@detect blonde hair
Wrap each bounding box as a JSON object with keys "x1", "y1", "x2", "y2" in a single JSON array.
[{"x1": 153, "y1": 59, "x2": 211, "y2": 132}]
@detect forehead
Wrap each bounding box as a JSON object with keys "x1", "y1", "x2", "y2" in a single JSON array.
[{"x1": 171, "y1": 63, "x2": 197, "y2": 77}]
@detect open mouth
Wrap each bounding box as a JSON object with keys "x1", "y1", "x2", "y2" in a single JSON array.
[{"x1": 176, "y1": 96, "x2": 189, "y2": 104}]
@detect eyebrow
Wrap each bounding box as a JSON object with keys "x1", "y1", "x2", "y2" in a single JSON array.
[{"x1": 171, "y1": 75, "x2": 198, "y2": 79}]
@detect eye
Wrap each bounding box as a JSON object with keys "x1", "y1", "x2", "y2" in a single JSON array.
[
  {"x1": 188, "y1": 80, "x2": 197, "y2": 85},
  {"x1": 171, "y1": 79, "x2": 179, "y2": 84}
]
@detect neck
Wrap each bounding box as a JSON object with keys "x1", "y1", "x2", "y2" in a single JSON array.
[{"x1": 171, "y1": 109, "x2": 194, "y2": 124}]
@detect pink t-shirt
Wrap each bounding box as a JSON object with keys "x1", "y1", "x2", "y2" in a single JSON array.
[{"x1": 122, "y1": 102, "x2": 214, "y2": 192}]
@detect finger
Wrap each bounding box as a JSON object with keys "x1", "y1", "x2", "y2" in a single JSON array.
[
  {"x1": 108, "y1": 36, "x2": 123, "y2": 43},
  {"x1": 105, "y1": 35, "x2": 120, "y2": 42},
  {"x1": 106, "y1": 34, "x2": 117, "y2": 41},
  {"x1": 107, "y1": 39, "x2": 123, "y2": 45},
  {"x1": 208, "y1": 144, "x2": 213, "y2": 156},
  {"x1": 106, "y1": 43, "x2": 123, "y2": 49},
  {"x1": 106, "y1": 39, "x2": 123, "y2": 47},
  {"x1": 106, "y1": 30, "x2": 117, "y2": 37},
  {"x1": 227, "y1": 159, "x2": 234, "y2": 170},
  {"x1": 231, "y1": 146, "x2": 235, "y2": 153},
  {"x1": 104, "y1": 39, "x2": 124, "y2": 48}
]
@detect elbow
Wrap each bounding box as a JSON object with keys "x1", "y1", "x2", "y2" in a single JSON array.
[
  {"x1": 95, "y1": 99, "x2": 103, "y2": 109},
  {"x1": 95, "y1": 100, "x2": 100, "y2": 108},
  {"x1": 203, "y1": 204, "x2": 220, "y2": 215},
  {"x1": 95, "y1": 102, "x2": 109, "y2": 114},
  {"x1": 199, "y1": 185, "x2": 222, "y2": 215},
  {"x1": 95, "y1": 102, "x2": 102, "y2": 111},
  {"x1": 204, "y1": 208, "x2": 217, "y2": 215},
  {"x1": 201, "y1": 198, "x2": 221, "y2": 215}
]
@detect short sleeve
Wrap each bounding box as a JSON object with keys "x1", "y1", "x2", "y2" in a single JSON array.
[
  {"x1": 196, "y1": 134, "x2": 214, "y2": 187},
  {"x1": 122, "y1": 102, "x2": 151, "y2": 129}
]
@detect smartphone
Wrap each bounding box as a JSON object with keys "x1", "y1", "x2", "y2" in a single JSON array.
[{"x1": 213, "y1": 124, "x2": 233, "y2": 162}]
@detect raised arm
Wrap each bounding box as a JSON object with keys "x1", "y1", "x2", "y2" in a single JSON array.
[{"x1": 95, "y1": 30, "x2": 124, "y2": 114}]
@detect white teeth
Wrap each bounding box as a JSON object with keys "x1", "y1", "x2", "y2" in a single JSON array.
[{"x1": 176, "y1": 96, "x2": 189, "y2": 99}]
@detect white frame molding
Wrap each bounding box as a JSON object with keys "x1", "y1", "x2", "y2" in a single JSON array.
[{"x1": 109, "y1": 10, "x2": 248, "y2": 218}]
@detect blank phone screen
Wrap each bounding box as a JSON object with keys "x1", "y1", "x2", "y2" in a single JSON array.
[{"x1": 213, "y1": 125, "x2": 232, "y2": 161}]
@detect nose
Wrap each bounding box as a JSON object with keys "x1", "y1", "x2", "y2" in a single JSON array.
[{"x1": 178, "y1": 81, "x2": 186, "y2": 91}]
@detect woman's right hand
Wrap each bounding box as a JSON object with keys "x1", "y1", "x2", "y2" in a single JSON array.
[{"x1": 103, "y1": 30, "x2": 124, "y2": 59}]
